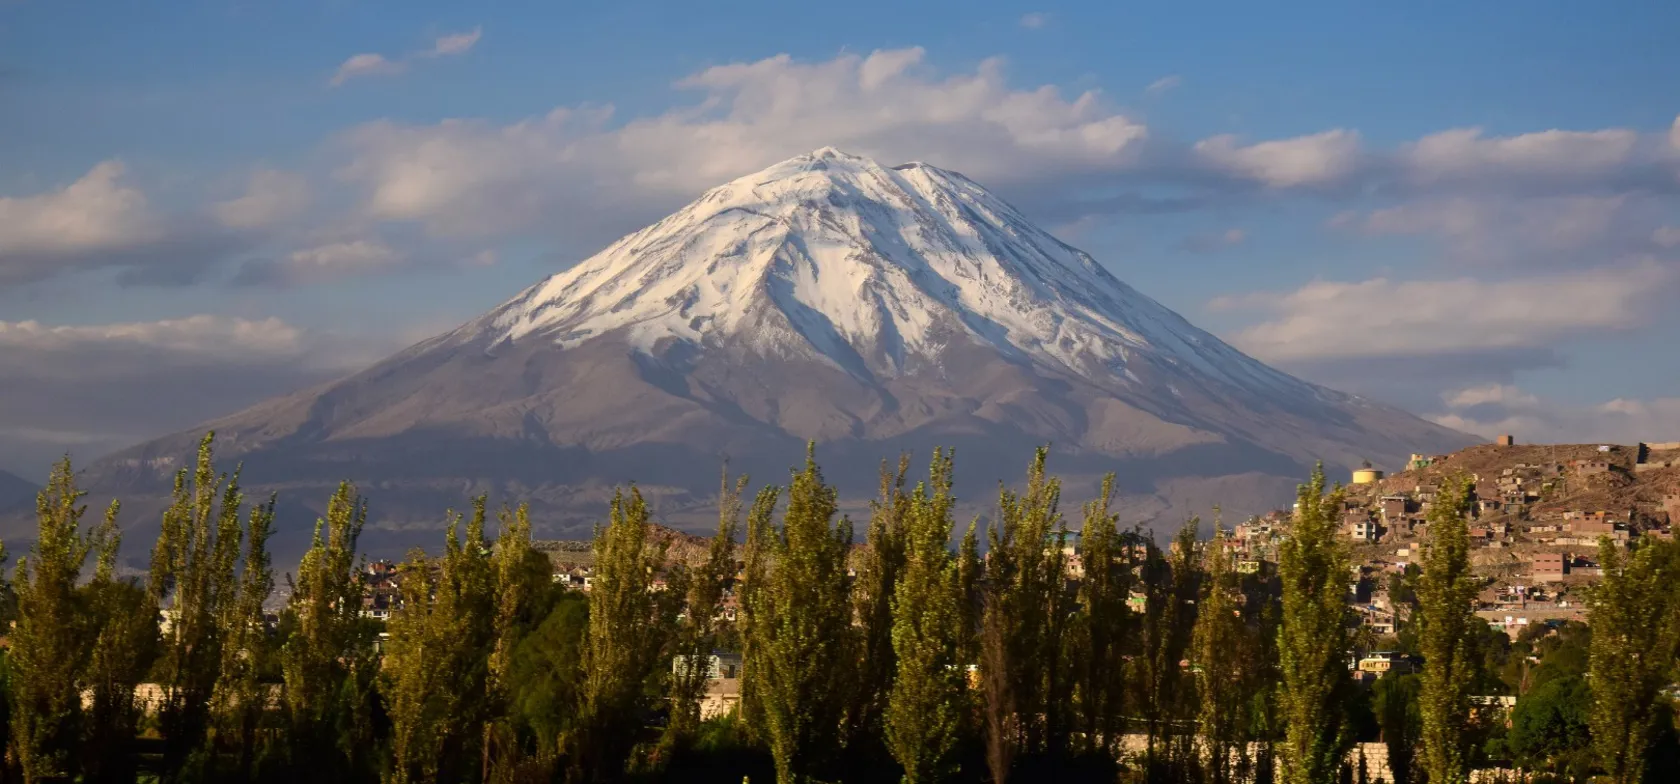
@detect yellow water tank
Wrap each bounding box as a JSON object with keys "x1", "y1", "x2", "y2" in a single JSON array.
[{"x1": 1352, "y1": 468, "x2": 1384, "y2": 484}]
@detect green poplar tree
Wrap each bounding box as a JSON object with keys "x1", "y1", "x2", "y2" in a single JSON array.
[
  {"x1": 1165, "y1": 517, "x2": 1204, "y2": 776},
  {"x1": 1133, "y1": 521, "x2": 1203, "y2": 781},
  {"x1": 281, "y1": 480, "x2": 376, "y2": 781},
  {"x1": 1416, "y1": 476, "x2": 1476, "y2": 784},
  {"x1": 440, "y1": 496, "x2": 495, "y2": 778},
  {"x1": 1372, "y1": 673, "x2": 1420, "y2": 784},
  {"x1": 81, "y1": 500, "x2": 160, "y2": 784},
  {"x1": 665, "y1": 473, "x2": 746, "y2": 747},
  {"x1": 10, "y1": 457, "x2": 97, "y2": 783},
  {"x1": 1277, "y1": 464, "x2": 1353, "y2": 784},
  {"x1": 977, "y1": 447, "x2": 1069, "y2": 783},
  {"x1": 978, "y1": 548, "x2": 1018, "y2": 784},
  {"x1": 884, "y1": 448, "x2": 966, "y2": 784},
  {"x1": 954, "y1": 519, "x2": 981, "y2": 665},
  {"x1": 1587, "y1": 535, "x2": 1679, "y2": 784},
  {"x1": 485, "y1": 501, "x2": 537, "y2": 780},
  {"x1": 1072, "y1": 473, "x2": 1130, "y2": 756},
  {"x1": 1248, "y1": 576, "x2": 1286, "y2": 784},
  {"x1": 148, "y1": 433, "x2": 250, "y2": 774},
  {"x1": 849, "y1": 456, "x2": 911, "y2": 755},
  {"x1": 736, "y1": 484, "x2": 783, "y2": 743},
  {"x1": 383, "y1": 497, "x2": 496, "y2": 783},
  {"x1": 1134, "y1": 536, "x2": 1174, "y2": 775},
  {"x1": 755, "y1": 446, "x2": 855, "y2": 783},
  {"x1": 569, "y1": 487, "x2": 676, "y2": 782},
  {"x1": 383, "y1": 546, "x2": 441, "y2": 784},
  {"x1": 1195, "y1": 522, "x2": 1254, "y2": 784},
  {"x1": 206, "y1": 493, "x2": 275, "y2": 781},
  {"x1": 1040, "y1": 495, "x2": 1078, "y2": 763}
]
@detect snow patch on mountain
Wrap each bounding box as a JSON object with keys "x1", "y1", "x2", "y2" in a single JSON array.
[{"x1": 471, "y1": 147, "x2": 1335, "y2": 403}]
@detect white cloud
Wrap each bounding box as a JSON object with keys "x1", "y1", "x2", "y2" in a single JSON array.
[
  {"x1": 0, "y1": 313, "x2": 427, "y2": 379},
  {"x1": 1401, "y1": 127, "x2": 1640, "y2": 185},
  {"x1": 428, "y1": 27, "x2": 481, "y2": 57},
  {"x1": 1019, "y1": 12, "x2": 1049, "y2": 29},
  {"x1": 1192, "y1": 121, "x2": 1676, "y2": 197},
  {"x1": 1336, "y1": 194, "x2": 1656, "y2": 265},
  {"x1": 336, "y1": 109, "x2": 605, "y2": 236},
  {"x1": 237, "y1": 238, "x2": 402, "y2": 285},
  {"x1": 1145, "y1": 75, "x2": 1181, "y2": 95},
  {"x1": 0, "y1": 315, "x2": 306, "y2": 362},
  {"x1": 1210, "y1": 262, "x2": 1676, "y2": 363},
  {"x1": 1192, "y1": 129, "x2": 1364, "y2": 188},
  {"x1": 327, "y1": 48, "x2": 1680, "y2": 248},
  {"x1": 1441, "y1": 383, "x2": 1540, "y2": 410},
  {"x1": 286, "y1": 239, "x2": 399, "y2": 272},
  {"x1": 338, "y1": 47, "x2": 1154, "y2": 237},
  {"x1": 11, "y1": 46, "x2": 1660, "y2": 297},
  {"x1": 0, "y1": 161, "x2": 162, "y2": 262},
  {"x1": 0, "y1": 161, "x2": 244, "y2": 286},
  {"x1": 1352, "y1": 195, "x2": 1623, "y2": 243},
  {"x1": 331, "y1": 53, "x2": 406, "y2": 86},
  {"x1": 1430, "y1": 383, "x2": 1680, "y2": 444},
  {"x1": 652, "y1": 48, "x2": 1151, "y2": 182},
  {"x1": 213, "y1": 169, "x2": 310, "y2": 229},
  {"x1": 0, "y1": 314, "x2": 410, "y2": 473},
  {"x1": 332, "y1": 26, "x2": 482, "y2": 86}
]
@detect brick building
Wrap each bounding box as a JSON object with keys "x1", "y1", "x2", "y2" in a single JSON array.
[{"x1": 1530, "y1": 553, "x2": 1566, "y2": 581}]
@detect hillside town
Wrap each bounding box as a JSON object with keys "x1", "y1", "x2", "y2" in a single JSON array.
[
  {"x1": 359, "y1": 441, "x2": 1680, "y2": 623},
  {"x1": 1327, "y1": 439, "x2": 1677, "y2": 640},
  {"x1": 346, "y1": 438, "x2": 1680, "y2": 775},
  {"x1": 368, "y1": 439, "x2": 1676, "y2": 636},
  {"x1": 2, "y1": 420, "x2": 1671, "y2": 783}
]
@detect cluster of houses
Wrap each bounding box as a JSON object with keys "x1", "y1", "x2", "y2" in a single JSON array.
[
  {"x1": 360, "y1": 560, "x2": 401, "y2": 621},
  {"x1": 552, "y1": 564, "x2": 594, "y2": 592},
  {"x1": 1339, "y1": 439, "x2": 1679, "y2": 638},
  {"x1": 342, "y1": 437, "x2": 1676, "y2": 725},
  {"x1": 1212, "y1": 438, "x2": 1680, "y2": 642},
  {"x1": 1345, "y1": 448, "x2": 1667, "y2": 555},
  {"x1": 672, "y1": 651, "x2": 744, "y2": 720}
]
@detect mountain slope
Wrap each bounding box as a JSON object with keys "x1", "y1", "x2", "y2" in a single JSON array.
[
  {"x1": 478, "y1": 147, "x2": 1309, "y2": 394},
  {"x1": 58, "y1": 149, "x2": 1472, "y2": 559},
  {"x1": 0, "y1": 469, "x2": 35, "y2": 515}
]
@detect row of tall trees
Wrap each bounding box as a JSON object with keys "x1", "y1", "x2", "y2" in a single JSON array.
[
  {"x1": 0, "y1": 435, "x2": 1676, "y2": 783},
  {"x1": 5, "y1": 434, "x2": 382, "y2": 783},
  {"x1": 1586, "y1": 525, "x2": 1680, "y2": 784}
]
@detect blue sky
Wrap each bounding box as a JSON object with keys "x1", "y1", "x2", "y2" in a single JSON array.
[{"x1": 2, "y1": 0, "x2": 1679, "y2": 477}]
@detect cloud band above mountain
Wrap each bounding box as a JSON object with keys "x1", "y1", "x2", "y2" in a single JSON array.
[{"x1": 3, "y1": 42, "x2": 1677, "y2": 457}]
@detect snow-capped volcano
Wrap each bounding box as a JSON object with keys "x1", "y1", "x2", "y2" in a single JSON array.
[
  {"x1": 56, "y1": 148, "x2": 1472, "y2": 560},
  {"x1": 469, "y1": 147, "x2": 1309, "y2": 399}
]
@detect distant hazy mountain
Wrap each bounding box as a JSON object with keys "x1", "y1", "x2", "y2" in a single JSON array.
[
  {"x1": 53, "y1": 148, "x2": 1472, "y2": 561},
  {"x1": 0, "y1": 469, "x2": 35, "y2": 515}
]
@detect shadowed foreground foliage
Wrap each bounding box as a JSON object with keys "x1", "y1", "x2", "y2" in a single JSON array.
[{"x1": 0, "y1": 436, "x2": 1674, "y2": 784}]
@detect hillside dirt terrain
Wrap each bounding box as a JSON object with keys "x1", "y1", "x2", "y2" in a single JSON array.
[{"x1": 1338, "y1": 440, "x2": 1677, "y2": 611}]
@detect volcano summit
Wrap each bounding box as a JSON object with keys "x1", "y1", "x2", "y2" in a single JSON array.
[{"x1": 70, "y1": 148, "x2": 1470, "y2": 556}]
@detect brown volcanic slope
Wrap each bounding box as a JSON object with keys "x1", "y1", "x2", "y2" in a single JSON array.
[{"x1": 13, "y1": 150, "x2": 1472, "y2": 564}]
